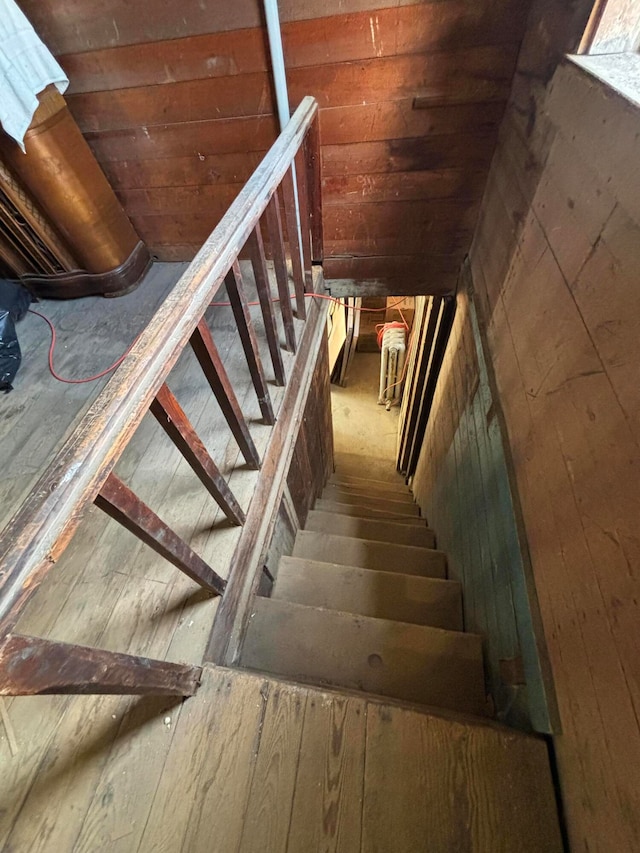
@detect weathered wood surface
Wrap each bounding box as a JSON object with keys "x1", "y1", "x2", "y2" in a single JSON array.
[
  {"x1": 468, "y1": 24, "x2": 640, "y2": 848},
  {"x1": 0, "y1": 266, "x2": 304, "y2": 851},
  {"x1": 95, "y1": 473, "x2": 226, "y2": 595},
  {"x1": 410, "y1": 285, "x2": 554, "y2": 733},
  {"x1": 206, "y1": 269, "x2": 330, "y2": 665},
  {"x1": 223, "y1": 262, "x2": 275, "y2": 424},
  {"x1": 25, "y1": 0, "x2": 528, "y2": 289},
  {"x1": 281, "y1": 167, "x2": 306, "y2": 319},
  {"x1": 0, "y1": 633, "x2": 201, "y2": 696},
  {"x1": 264, "y1": 191, "x2": 296, "y2": 352},
  {"x1": 0, "y1": 97, "x2": 317, "y2": 636},
  {"x1": 246, "y1": 227, "x2": 287, "y2": 384},
  {"x1": 150, "y1": 382, "x2": 245, "y2": 525},
  {"x1": 0, "y1": 665, "x2": 563, "y2": 851}
]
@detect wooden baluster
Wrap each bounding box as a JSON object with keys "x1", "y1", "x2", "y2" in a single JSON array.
[
  {"x1": 281, "y1": 167, "x2": 306, "y2": 320},
  {"x1": 246, "y1": 227, "x2": 286, "y2": 386},
  {"x1": 224, "y1": 261, "x2": 275, "y2": 424},
  {"x1": 190, "y1": 318, "x2": 261, "y2": 469},
  {"x1": 294, "y1": 148, "x2": 313, "y2": 289},
  {"x1": 305, "y1": 117, "x2": 324, "y2": 264},
  {"x1": 0, "y1": 633, "x2": 201, "y2": 696},
  {"x1": 95, "y1": 473, "x2": 226, "y2": 595},
  {"x1": 264, "y1": 190, "x2": 296, "y2": 353},
  {"x1": 150, "y1": 383, "x2": 245, "y2": 526}
]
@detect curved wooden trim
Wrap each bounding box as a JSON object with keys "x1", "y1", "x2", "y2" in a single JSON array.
[{"x1": 19, "y1": 240, "x2": 151, "y2": 299}]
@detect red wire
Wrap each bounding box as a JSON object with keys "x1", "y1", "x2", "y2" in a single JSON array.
[{"x1": 28, "y1": 308, "x2": 140, "y2": 385}]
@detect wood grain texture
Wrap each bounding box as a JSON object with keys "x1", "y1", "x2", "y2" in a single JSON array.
[
  {"x1": 240, "y1": 597, "x2": 487, "y2": 714},
  {"x1": 468, "y1": 32, "x2": 640, "y2": 851},
  {"x1": 288, "y1": 691, "x2": 366, "y2": 851},
  {"x1": 58, "y1": 2, "x2": 526, "y2": 95},
  {"x1": 24, "y1": 0, "x2": 529, "y2": 288},
  {"x1": 363, "y1": 701, "x2": 562, "y2": 852},
  {"x1": 238, "y1": 684, "x2": 307, "y2": 851}
]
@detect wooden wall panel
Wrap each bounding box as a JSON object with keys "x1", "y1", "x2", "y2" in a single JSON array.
[
  {"x1": 468, "y1": 31, "x2": 640, "y2": 850},
  {"x1": 286, "y1": 337, "x2": 333, "y2": 527},
  {"x1": 411, "y1": 282, "x2": 555, "y2": 733},
  {"x1": 23, "y1": 0, "x2": 529, "y2": 282}
]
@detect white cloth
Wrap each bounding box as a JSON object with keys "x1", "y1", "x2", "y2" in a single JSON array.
[{"x1": 0, "y1": 0, "x2": 68, "y2": 151}]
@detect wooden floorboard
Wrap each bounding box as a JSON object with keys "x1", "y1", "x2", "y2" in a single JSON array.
[
  {"x1": 0, "y1": 260, "x2": 304, "y2": 851},
  {"x1": 1, "y1": 665, "x2": 562, "y2": 851}
]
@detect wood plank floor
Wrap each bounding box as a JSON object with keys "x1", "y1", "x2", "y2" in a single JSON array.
[
  {"x1": 1, "y1": 665, "x2": 562, "y2": 851},
  {"x1": 0, "y1": 261, "x2": 305, "y2": 851}
]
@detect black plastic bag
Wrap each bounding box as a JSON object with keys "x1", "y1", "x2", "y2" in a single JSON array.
[{"x1": 0, "y1": 280, "x2": 32, "y2": 393}]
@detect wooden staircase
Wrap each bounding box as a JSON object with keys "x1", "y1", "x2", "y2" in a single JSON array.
[
  {"x1": 236, "y1": 457, "x2": 564, "y2": 849},
  {"x1": 242, "y1": 461, "x2": 493, "y2": 716},
  {"x1": 241, "y1": 464, "x2": 491, "y2": 715}
]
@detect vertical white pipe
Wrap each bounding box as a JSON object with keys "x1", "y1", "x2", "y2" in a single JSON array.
[{"x1": 263, "y1": 0, "x2": 305, "y2": 276}]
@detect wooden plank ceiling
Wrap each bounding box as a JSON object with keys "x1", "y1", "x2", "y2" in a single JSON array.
[{"x1": 21, "y1": 0, "x2": 530, "y2": 295}]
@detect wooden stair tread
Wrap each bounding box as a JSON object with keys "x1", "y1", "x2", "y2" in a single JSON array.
[
  {"x1": 273, "y1": 556, "x2": 463, "y2": 630},
  {"x1": 240, "y1": 597, "x2": 487, "y2": 715},
  {"x1": 324, "y1": 481, "x2": 416, "y2": 504},
  {"x1": 329, "y1": 473, "x2": 410, "y2": 495},
  {"x1": 321, "y1": 485, "x2": 421, "y2": 515},
  {"x1": 305, "y1": 510, "x2": 436, "y2": 549},
  {"x1": 333, "y1": 451, "x2": 406, "y2": 485},
  {"x1": 293, "y1": 531, "x2": 447, "y2": 578},
  {"x1": 314, "y1": 498, "x2": 426, "y2": 524}
]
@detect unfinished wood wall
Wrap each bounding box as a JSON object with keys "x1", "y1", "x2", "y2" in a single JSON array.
[
  {"x1": 469, "y1": 46, "x2": 640, "y2": 853},
  {"x1": 286, "y1": 334, "x2": 334, "y2": 528},
  {"x1": 411, "y1": 283, "x2": 554, "y2": 733},
  {"x1": 21, "y1": 0, "x2": 529, "y2": 294}
]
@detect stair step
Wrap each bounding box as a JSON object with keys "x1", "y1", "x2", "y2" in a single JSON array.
[
  {"x1": 273, "y1": 557, "x2": 463, "y2": 630},
  {"x1": 241, "y1": 598, "x2": 487, "y2": 715},
  {"x1": 329, "y1": 473, "x2": 409, "y2": 496},
  {"x1": 334, "y1": 451, "x2": 405, "y2": 485},
  {"x1": 305, "y1": 510, "x2": 436, "y2": 549},
  {"x1": 314, "y1": 499, "x2": 425, "y2": 525},
  {"x1": 293, "y1": 531, "x2": 446, "y2": 578},
  {"x1": 321, "y1": 486, "x2": 420, "y2": 515},
  {"x1": 325, "y1": 481, "x2": 416, "y2": 505}
]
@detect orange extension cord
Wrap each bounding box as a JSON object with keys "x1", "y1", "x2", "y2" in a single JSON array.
[{"x1": 28, "y1": 294, "x2": 410, "y2": 385}]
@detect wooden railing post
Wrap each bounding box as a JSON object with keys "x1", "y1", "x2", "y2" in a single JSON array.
[
  {"x1": 224, "y1": 262, "x2": 275, "y2": 425},
  {"x1": 150, "y1": 383, "x2": 245, "y2": 525},
  {"x1": 305, "y1": 117, "x2": 324, "y2": 264},
  {"x1": 0, "y1": 633, "x2": 202, "y2": 696},
  {"x1": 264, "y1": 191, "x2": 296, "y2": 353},
  {"x1": 95, "y1": 473, "x2": 227, "y2": 595},
  {"x1": 246, "y1": 226, "x2": 287, "y2": 386},
  {"x1": 190, "y1": 318, "x2": 261, "y2": 469},
  {"x1": 294, "y1": 148, "x2": 313, "y2": 289},
  {"x1": 281, "y1": 168, "x2": 306, "y2": 320}
]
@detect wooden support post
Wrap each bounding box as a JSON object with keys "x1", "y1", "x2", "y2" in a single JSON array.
[
  {"x1": 150, "y1": 383, "x2": 245, "y2": 525},
  {"x1": 190, "y1": 318, "x2": 261, "y2": 469},
  {"x1": 294, "y1": 148, "x2": 313, "y2": 290},
  {"x1": 224, "y1": 261, "x2": 275, "y2": 424},
  {"x1": 281, "y1": 167, "x2": 306, "y2": 320},
  {"x1": 305, "y1": 118, "x2": 324, "y2": 264},
  {"x1": 95, "y1": 472, "x2": 226, "y2": 595},
  {"x1": 0, "y1": 633, "x2": 202, "y2": 696},
  {"x1": 264, "y1": 191, "x2": 296, "y2": 353},
  {"x1": 246, "y1": 227, "x2": 286, "y2": 386}
]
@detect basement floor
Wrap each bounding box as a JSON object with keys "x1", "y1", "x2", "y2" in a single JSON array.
[{"x1": 330, "y1": 351, "x2": 403, "y2": 482}]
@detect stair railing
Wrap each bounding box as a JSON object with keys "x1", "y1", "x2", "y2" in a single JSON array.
[{"x1": 0, "y1": 96, "x2": 323, "y2": 698}]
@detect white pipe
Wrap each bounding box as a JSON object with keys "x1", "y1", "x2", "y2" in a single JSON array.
[{"x1": 263, "y1": 0, "x2": 305, "y2": 279}]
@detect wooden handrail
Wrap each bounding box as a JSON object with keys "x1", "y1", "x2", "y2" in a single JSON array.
[{"x1": 0, "y1": 96, "x2": 320, "y2": 650}]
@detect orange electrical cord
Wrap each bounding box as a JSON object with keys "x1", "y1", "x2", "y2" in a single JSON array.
[{"x1": 29, "y1": 292, "x2": 407, "y2": 385}]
